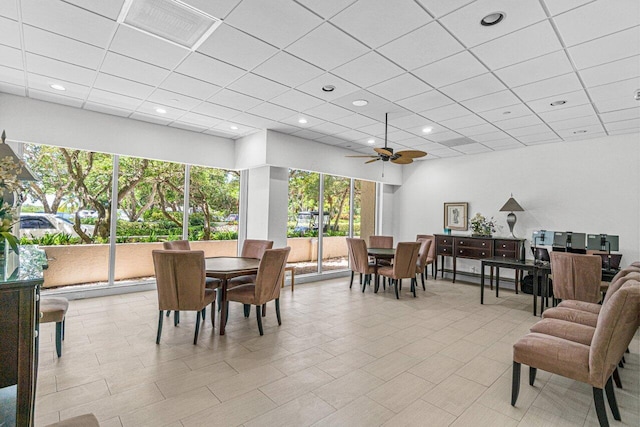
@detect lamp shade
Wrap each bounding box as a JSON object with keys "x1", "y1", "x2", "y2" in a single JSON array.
[{"x1": 500, "y1": 197, "x2": 524, "y2": 212}]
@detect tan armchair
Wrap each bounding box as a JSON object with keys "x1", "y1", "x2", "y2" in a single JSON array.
[
  {"x1": 152, "y1": 250, "x2": 217, "y2": 344},
  {"x1": 346, "y1": 238, "x2": 377, "y2": 292},
  {"x1": 226, "y1": 247, "x2": 291, "y2": 335},
  {"x1": 415, "y1": 238, "x2": 433, "y2": 290},
  {"x1": 511, "y1": 281, "x2": 639, "y2": 427},
  {"x1": 416, "y1": 234, "x2": 436, "y2": 279},
  {"x1": 377, "y1": 242, "x2": 421, "y2": 299}
]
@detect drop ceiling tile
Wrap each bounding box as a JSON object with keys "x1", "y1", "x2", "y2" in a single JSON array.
[
  {"x1": 296, "y1": 73, "x2": 360, "y2": 101},
  {"x1": 196, "y1": 23, "x2": 278, "y2": 71},
  {"x1": 458, "y1": 123, "x2": 500, "y2": 137},
  {"x1": 176, "y1": 53, "x2": 245, "y2": 87},
  {"x1": 179, "y1": 111, "x2": 222, "y2": 127},
  {"x1": 494, "y1": 114, "x2": 543, "y2": 130},
  {"x1": 544, "y1": 0, "x2": 592, "y2": 16},
  {"x1": 147, "y1": 89, "x2": 201, "y2": 111},
  {"x1": 427, "y1": 147, "x2": 463, "y2": 157},
  {"x1": 538, "y1": 103, "x2": 597, "y2": 123},
  {"x1": 332, "y1": 129, "x2": 369, "y2": 142},
  {"x1": 87, "y1": 88, "x2": 144, "y2": 109},
  {"x1": 482, "y1": 138, "x2": 523, "y2": 149},
  {"x1": 526, "y1": 90, "x2": 590, "y2": 114},
  {"x1": 440, "y1": 73, "x2": 506, "y2": 102},
  {"x1": 94, "y1": 73, "x2": 154, "y2": 99},
  {"x1": 415, "y1": 0, "x2": 474, "y2": 17},
  {"x1": 109, "y1": 25, "x2": 189, "y2": 70},
  {"x1": 303, "y1": 102, "x2": 353, "y2": 121},
  {"x1": 232, "y1": 113, "x2": 280, "y2": 129},
  {"x1": 270, "y1": 90, "x2": 325, "y2": 112},
  {"x1": 579, "y1": 55, "x2": 640, "y2": 88},
  {"x1": 599, "y1": 107, "x2": 640, "y2": 123},
  {"x1": 332, "y1": 0, "x2": 431, "y2": 48},
  {"x1": 548, "y1": 114, "x2": 601, "y2": 131},
  {"x1": 508, "y1": 123, "x2": 552, "y2": 137},
  {"x1": 1, "y1": 45, "x2": 21, "y2": 70},
  {"x1": 84, "y1": 101, "x2": 131, "y2": 117},
  {"x1": 608, "y1": 128, "x2": 640, "y2": 136},
  {"x1": 424, "y1": 130, "x2": 462, "y2": 142},
  {"x1": 0, "y1": 1, "x2": 18, "y2": 19},
  {"x1": 224, "y1": 0, "x2": 322, "y2": 48},
  {"x1": 396, "y1": 90, "x2": 454, "y2": 112},
  {"x1": 29, "y1": 89, "x2": 84, "y2": 108},
  {"x1": 556, "y1": 123, "x2": 605, "y2": 138},
  {"x1": 386, "y1": 129, "x2": 416, "y2": 142},
  {"x1": 253, "y1": 52, "x2": 324, "y2": 88},
  {"x1": 440, "y1": 0, "x2": 548, "y2": 47},
  {"x1": 332, "y1": 114, "x2": 378, "y2": 131},
  {"x1": 247, "y1": 102, "x2": 296, "y2": 121},
  {"x1": 367, "y1": 73, "x2": 432, "y2": 102},
  {"x1": 454, "y1": 143, "x2": 493, "y2": 154},
  {"x1": 404, "y1": 139, "x2": 442, "y2": 150},
  {"x1": 205, "y1": 128, "x2": 237, "y2": 138},
  {"x1": 0, "y1": 82, "x2": 26, "y2": 96},
  {"x1": 130, "y1": 112, "x2": 172, "y2": 125},
  {"x1": 295, "y1": 0, "x2": 357, "y2": 18},
  {"x1": 315, "y1": 135, "x2": 350, "y2": 145},
  {"x1": 63, "y1": 0, "x2": 125, "y2": 20},
  {"x1": 588, "y1": 77, "x2": 639, "y2": 108},
  {"x1": 192, "y1": 102, "x2": 241, "y2": 120},
  {"x1": 518, "y1": 134, "x2": 562, "y2": 145},
  {"x1": 513, "y1": 73, "x2": 584, "y2": 102},
  {"x1": 23, "y1": 25, "x2": 104, "y2": 69},
  {"x1": 604, "y1": 118, "x2": 640, "y2": 132},
  {"x1": 461, "y1": 90, "x2": 522, "y2": 113},
  {"x1": 25, "y1": 53, "x2": 95, "y2": 86},
  {"x1": 357, "y1": 122, "x2": 386, "y2": 136},
  {"x1": 562, "y1": 131, "x2": 607, "y2": 141},
  {"x1": 181, "y1": 0, "x2": 243, "y2": 20},
  {"x1": 553, "y1": 0, "x2": 639, "y2": 47},
  {"x1": 160, "y1": 73, "x2": 220, "y2": 100},
  {"x1": 494, "y1": 50, "x2": 574, "y2": 87},
  {"x1": 286, "y1": 23, "x2": 369, "y2": 71},
  {"x1": 0, "y1": 65, "x2": 24, "y2": 86},
  {"x1": 21, "y1": 0, "x2": 116, "y2": 48},
  {"x1": 377, "y1": 22, "x2": 465, "y2": 71},
  {"x1": 291, "y1": 129, "x2": 328, "y2": 140},
  {"x1": 332, "y1": 52, "x2": 404, "y2": 88},
  {"x1": 169, "y1": 121, "x2": 208, "y2": 133},
  {"x1": 227, "y1": 73, "x2": 289, "y2": 101},
  {"x1": 279, "y1": 114, "x2": 324, "y2": 128},
  {"x1": 478, "y1": 103, "x2": 532, "y2": 123},
  {"x1": 137, "y1": 102, "x2": 186, "y2": 120},
  {"x1": 208, "y1": 89, "x2": 262, "y2": 111},
  {"x1": 27, "y1": 73, "x2": 89, "y2": 99},
  {"x1": 330, "y1": 89, "x2": 397, "y2": 118},
  {"x1": 0, "y1": 16, "x2": 20, "y2": 48},
  {"x1": 101, "y1": 52, "x2": 170, "y2": 87},
  {"x1": 440, "y1": 114, "x2": 487, "y2": 130},
  {"x1": 568, "y1": 26, "x2": 640, "y2": 70},
  {"x1": 210, "y1": 121, "x2": 256, "y2": 135},
  {"x1": 471, "y1": 131, "x2": 513, "y2": 142},
  {"x1": 471, "y1": 20, "x2": 563, "y2": 70},
  {"x1": 389, "y1": 113, "x2": 434, "y2": 130},
  {"x1": 413, "y1": 51, "x2": 488, "y2": 89}
]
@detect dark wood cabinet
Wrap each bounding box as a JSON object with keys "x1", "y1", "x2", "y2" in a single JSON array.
[{"x1": 435, "y1": 235, "x2": 525, "y2": 283}]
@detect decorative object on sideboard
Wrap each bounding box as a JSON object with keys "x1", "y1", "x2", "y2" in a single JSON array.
[
  {"x1": 499, "y1": 194, "x2": 524, "y2": 238},
  {"x1": 469, "y1": 213, "x2": 496, "y2": 237},
  {"x1": 444, "y1": 202, "x2": 468, "y2": 231}
]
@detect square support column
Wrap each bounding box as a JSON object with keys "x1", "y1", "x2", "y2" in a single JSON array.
[{"x1": 245, "y1": 166, "x2": 289, "y2": 248}]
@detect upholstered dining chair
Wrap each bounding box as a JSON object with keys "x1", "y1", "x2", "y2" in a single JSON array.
[
  {"x1": 346, "y1": 238, "x2": 377, "y2": 292},
  {"x1": 415, "y1": 238, "x2": 433, "y2": 290},
  {"x1": 512, "y1": 282, "x2": 639, "y2": 427},
  {"x1": 40, "y1": 296, "x2": 69, "y2": 358},
  {"x1": 228, "y1": 239, "x2": 274, "y2": 287},
  {"x1": 550, "y1": 251, "x2": 602, "y2": 304},
  {"x1": 377, "y1": 242, "x2": 421, "y2": 299},
  {"x1": 226, "y1": 247, "x2": 291, "y2": 335},
  {"x1": 152, "y1": 250, "x2": 217, "y2": 344},
  {"x1": 416, "y1": 234, "x2": 436, "y2": 279},
  {"x1": 163, "y1": 239, "x2": 191, "y2": 251},
  {"x1": 369, "y1": 235, "x2": 393, "y2": 248}
]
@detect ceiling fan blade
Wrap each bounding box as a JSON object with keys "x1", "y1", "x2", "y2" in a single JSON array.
[
  {"x1": 396, "y1": 150, "x2": 427, "y2": 158},
  {"x1": 391, "y1": 157, "x2": 413, "y2": 164},
  {"x1": 374, "y1": 147, "x2": 393, "y2": 156},
  {"x1": 365, "y1": 158, "x2": 381, "y2": 164},
  {"x1": 346, "y1": 155, "x2": 378, "y2": 158}
]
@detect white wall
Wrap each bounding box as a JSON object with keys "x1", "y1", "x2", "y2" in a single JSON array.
[{"x1": 393, "y1": 134, "x2": 640, "y2": 271}]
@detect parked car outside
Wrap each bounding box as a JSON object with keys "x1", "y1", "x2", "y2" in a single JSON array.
[{"x1": 19, "y1": 213, "x2": 94, "y2": 239}]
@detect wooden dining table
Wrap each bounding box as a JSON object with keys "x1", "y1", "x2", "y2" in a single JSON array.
[{"x1": 205, "y1": 256, "x2": 260, "y2": 335}]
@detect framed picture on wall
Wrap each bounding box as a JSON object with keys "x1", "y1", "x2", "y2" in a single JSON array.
[{"x1": 444, "y1": 202, "x2": 468, "y2": 231}]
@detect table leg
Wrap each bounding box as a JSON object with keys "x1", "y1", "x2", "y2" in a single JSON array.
[
  {"x1": 533, "y1": 269, "x2": 539, "y2": 316},
  {"x1": 220, "y1": 280, "x2": 228, "y2": 335},
  {"x1": 452, "y1": 256, "x2": 457, "y2": 283},
  {"x1": 515, "y1": 270, "x2": 519, "y2": 294},
  {"x1": 490, "y1": 266, "x2": 494, "y2": 290},
  {"x1": 291, "y1": 268, "x2": 295, "y2": 292},
  {"x1": 480, "y1": 262, "x2": 485, "y2": 304},
  {"x1": 540, "y1": 273, "x2": 548, "y2": 315},
  {"x1": 496, "y1": 267, "x2": 500, "y2": 298}
]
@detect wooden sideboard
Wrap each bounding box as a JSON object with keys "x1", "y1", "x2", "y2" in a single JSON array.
[{"x1": 435, "y1": 235, "x2": 525, "y2": 283}]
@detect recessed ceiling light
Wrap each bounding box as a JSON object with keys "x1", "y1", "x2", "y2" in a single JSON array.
[
  {"x1": 367, "y1": 139, "x2": 375, "y2": 144},
  {"x1": 322, "y1": 85, "x2": 335, "y2": 92},
  {"x1": 230, "y1": 125, "x2": 239, "y2": 130},
  {"x1": 50, "y1": 84, "x2": 66, "y2": 91},
  {"x1": 298, "y1": 118, "x2": 308, "y2": 124},
  {"x1": 422, "y1": 127, "x2": 433, "y2": 134},
  {"x1": 155, "y1": 107, "x2": 167, "y2": 114},
  {"x1": 481, "y1": 12, "x2": 505, "y2": 26},
  {"x1": 503, "y1": 111, "x2": 511, "y2": 115},
  {"x1": 550, "y1": 100, "x2": 567, "y2": 106},
  {"x1": 352, "y1": 99, "x2": 368, "y2": 107},
  {"x1": 573, "y1": 130, "x2": 587, "y2": 134}
]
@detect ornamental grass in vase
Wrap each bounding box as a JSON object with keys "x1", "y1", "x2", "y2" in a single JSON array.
[{"x1": 469, "y1": 213, "x2": 496, "y2": 237}]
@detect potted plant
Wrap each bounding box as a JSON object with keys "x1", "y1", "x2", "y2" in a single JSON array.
[{"x1": 469, "y1": 213, "x2": 496, "y2": 237}]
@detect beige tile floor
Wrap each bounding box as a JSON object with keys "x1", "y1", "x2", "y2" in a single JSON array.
[{"x1": 35, "y1": 276, "x2": 639, "y2": 427}]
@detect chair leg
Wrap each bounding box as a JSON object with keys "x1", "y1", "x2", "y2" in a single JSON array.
[
  {"x1": 275, "y1": 298, "x2": 282, "y2": 326},
  {"x1": 511, "y1": 362, "x2": 521, "y2": 406},
  {"x1": 529, "y1": 367, "x2": 537, "y2": 386},
  {"x1": 360, "y1": 273, "x2": 363, "y2": 284},
  {"x1": 211, "y1": 301, "x2": 215, "y2": 328},
  {"x1": 156, "y1": 310, "x2": 163, "y2": 344},
  {"x1": 166, "y1": 310, "x2": 171, "y2": 317},
  {"x1": 374, "y1": 275, "x2": 379, "y2": 293},
  {"x1": 225, "y1": 302, "x2": 229, "y2": 324},
  {"x1": 55, "y1": 321, "x2": 63, "y2": 358},
  {"x1": 593, "y1": 386, "x2": 609, "y2": 427},
  {"x1": 394, "y1": 279, "x2": 400, "y2": 299},
  {"x1": 256, "y1": 305, "x2": 264, "y2": 335},
  {"x1": 605, "y1": 376, "x2": 621, "y2": 421},
  {"x1": 350, "y1": 271, "x2": 354, "y2": 289},
  {"x1": 174, "y1": 311, "x2": 180, "y2": 326},
  {"x1": 612, "y1": 367, "x2": 622, "y2": 389},
  {"x1": 243, "y1": 304, "x2": 250, "y2": 318},
  {"x1": 421, "y1": 273, "x2": 425, "y2": 290},
  {"x1": 193, "y1": 310, "x2": 201, "y2": 345},
  {"x1": 262, "y1": 303, "x2": 267, "y2": 317},
  {"x1": 362, "y1": 274, "x2": 368, "y2": 293},
  {"x1": 202, "y1": 307, "x2": 206, "y2": 322},
  {"x1": 62, "y1": 319, "x2": 66, "y2": 340},
  {"x1": 411, "y1": 278, "x2": 416, "y2": 298}
]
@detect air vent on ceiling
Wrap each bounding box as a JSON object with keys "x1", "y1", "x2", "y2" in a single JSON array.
[
  {"x1": 117, "y1": 0, "x2": 222, "y2": 50},
  {"x1": 439, "y1": 137, "x2": 476, "y2": 147}
]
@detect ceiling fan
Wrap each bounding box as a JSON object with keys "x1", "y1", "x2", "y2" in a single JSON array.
[{"x1": 347, "y1": 113, "x2": 427, "y2": 165}]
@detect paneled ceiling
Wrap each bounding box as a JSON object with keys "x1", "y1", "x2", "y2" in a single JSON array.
[{"x1": 1, "y1": 0, "x2": 639, "y2": 160}]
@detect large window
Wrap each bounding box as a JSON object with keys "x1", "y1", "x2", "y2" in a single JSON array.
[
  {"x1": 288, "y1": 169, "x2": 320, "y2": 275},
  {"x1": 321, "y1": 174, "x2": 350, "y2": 272}
]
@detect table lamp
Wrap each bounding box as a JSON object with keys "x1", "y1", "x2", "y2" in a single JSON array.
[{"x1": 500, "y1": 194, "x2": 524, "y2": 238}]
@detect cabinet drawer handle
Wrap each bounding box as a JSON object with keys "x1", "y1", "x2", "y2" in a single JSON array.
[
  {"x1": 459, "y1": 250, "x2": 463, "y2": 254},
  {"x1": 460, "y1": 240, "x2": 464, "y2": 244},
  {"x1": 482, "y1": 252, "x2": 485, "y2": 256},
  {"x1": 502, "y1": 244, "x2": 506, "y2": 248},
  {"x1": 482, "y1": 243, "x2": 485, "y2": 246},
  {"x1": 443, "y1": 249, "x2": 447, "y2": 252},
  {"x1": 503, "y1": 254, "x2": 506, "y2": 257},
  {"x1": 443, "y1": 239, "x2": 447, "y2": 243}
]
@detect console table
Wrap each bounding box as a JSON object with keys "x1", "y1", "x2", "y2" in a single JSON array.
[{"x1": 435, "y1": 235, "x2": 525, "y2": 284}]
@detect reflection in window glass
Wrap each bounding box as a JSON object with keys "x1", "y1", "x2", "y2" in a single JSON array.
[
  {"x1": 288, "y1": 169, "x2": 320, "y2": 275},
  {"x1": 322, "y1": 174, "x2": 350, "y2": 272}
]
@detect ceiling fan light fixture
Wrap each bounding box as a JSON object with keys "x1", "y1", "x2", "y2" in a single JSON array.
[
  {"x1": 481, "y1": 12, "x2": 505, "y2": 26},
  {"x1": 352, "y1": 99, "x2": 368, "y2": 107}
]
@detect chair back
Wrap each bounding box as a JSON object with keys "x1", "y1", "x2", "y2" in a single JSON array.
[
  {"x1": 370, "y1": 235, "x2": 393, "y2": 249},
  {"x1": 550, "y1": 252, "x2": 602, "y2": 303},
  {"x1": 163, "y1": 240, "x2": 191, "y2": 250},
  {"x1": 152, "y1": 250, "x2": 206, "y2": 311},
  {"x1": 346, "y1": 238, "x2": 370, "y2": 274},
  {"x1": 589, "y1": 280, "x2": 640, "y2": 388},
  {"x1": 608, "y1": 265, "x2": 640, "y2": 285},
  {"x1": 254, "y1": 247, "x2": 291, "y2": 305},
  {"x1": 417, "y1": 234, "x2": 436, "y2": 262},
  {"x1": 393, "y1": 242, "x2": 421, "y2": 279},
  {"x1": 241, "y1": 239, "x2": 274, "y2": 259},
  {"x1": 416, "y1": 238, "x2": 432, "y2": 272},
  {"x1": 602, "y1": 271, "x2": 640, "y2": 306}
]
